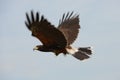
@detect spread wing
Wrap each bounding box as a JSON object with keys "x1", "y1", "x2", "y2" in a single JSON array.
[
  {"x1": 25, "y1": 11, "x2": 67, "y2": 48},
  {"x1": 58, "y1": 12, "x2": 80, "y2": 45}
]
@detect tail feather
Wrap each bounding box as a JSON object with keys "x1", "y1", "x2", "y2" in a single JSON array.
[
  {"x1": 72, "y1": 50, "x2": 90, "y2": 60},
  {"x1": 78, "y1": 47, "x2": 92, "y2": 55},
  {"x1": 66, "y1": 46, "x2": 93, "y2": 61}
]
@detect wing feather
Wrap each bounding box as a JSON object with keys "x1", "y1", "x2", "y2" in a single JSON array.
[
  {"x1": 31, "y1": 11, "x2": 35, "y2": 22},
  {"x1": 58, "y1": 12, "x2": 80, "y2": 45},
  {"x1": 25, "y1": 11, "x2": 67, "y2": 48},
  {"x1": 36, "y1": 12, "x2": 39, "y2": 22}
]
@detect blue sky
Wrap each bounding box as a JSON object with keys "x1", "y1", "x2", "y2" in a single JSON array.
[{"x1": 0, "y1": 0, "x2": 120, "y2": 80}]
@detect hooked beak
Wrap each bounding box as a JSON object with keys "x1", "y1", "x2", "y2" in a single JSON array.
[{"x1": 33, "y1": 46, "x2": 38, "y2": 51}]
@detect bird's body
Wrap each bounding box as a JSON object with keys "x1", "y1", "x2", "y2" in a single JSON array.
[
  {"x1": 25, "y1": 11, "x2": 92, "y2": 60},
  {"x1": 33, "y1": 45, "x2": 67, "y2": 55}
]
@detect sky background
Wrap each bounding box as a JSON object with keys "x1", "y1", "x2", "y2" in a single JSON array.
[{"x1": 0, "y1": 0, "x2": 120, "y2": 80}]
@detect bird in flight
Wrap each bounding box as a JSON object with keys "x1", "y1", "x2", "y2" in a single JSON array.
[{"x1": 25, "y1": 11, "x2": 92, "y2": 60}]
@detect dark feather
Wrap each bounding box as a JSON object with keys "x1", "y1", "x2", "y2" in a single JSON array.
[
  {"x1": 25, "y1": 11, "x2": 67, "y2": 48},
  {"x1": 26, "y1": 13, "x2": 31, "y2": 25},
  {"x1": 68, "y1": 11, "x2": 74, "y2": 19},
  {"x1": 64, "y1": 12, "x2": 69, "y2": 21},
  {"x1": 62, "y1": 13, "x2": 65, "y2": 23},
  {"x1": 31, "y1": 11, "x2": 35, "y2": 22},
  {"x1": 25, "y1": 21, "x2": 29, "y2": 28},
  {"x1": 36, "y1": 12, "x2": 39, "y2": 22},
  {"x1": 58, "y1": 12, "x2": 80, "y2": 45},
  {"x1": 25, "y1": 13, "x2": 31, "y2": 30}
]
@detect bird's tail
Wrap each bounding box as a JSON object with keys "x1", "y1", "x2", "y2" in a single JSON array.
[{"x1": 66, "y1": 47, "x2": 93, "y2": 60}]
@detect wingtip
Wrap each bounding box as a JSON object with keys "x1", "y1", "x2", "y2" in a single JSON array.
[
  {"x1": 31, "y1": 10, "x2": 34, "y2": 14},
  {"x1": 36, "y1": 12, "x2": 39, "y2": 22},
  {"x1": 31, "y1": 10, "x2": 35, "y2": 22}
]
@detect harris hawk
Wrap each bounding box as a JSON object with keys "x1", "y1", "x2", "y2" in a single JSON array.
[{"x1": 25, "y1": 11, "x2": 92, "y2": 60}]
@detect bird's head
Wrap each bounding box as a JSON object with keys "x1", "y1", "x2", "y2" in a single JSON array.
[{"x1": 33, "y1": 45, "x2": 43, "y2": 51}]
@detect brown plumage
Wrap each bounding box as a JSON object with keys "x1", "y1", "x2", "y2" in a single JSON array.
[
  {"x1": 58, "y1": 12, "x2": 80, "y2": 45},
  {"x1": 25, "y1": 11, "x2": 92, "y2": 60}
]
